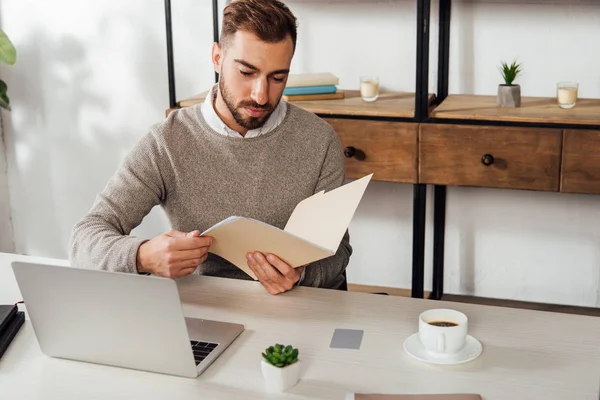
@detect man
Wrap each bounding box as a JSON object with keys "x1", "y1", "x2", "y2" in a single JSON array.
[{"x1": 69, "y1": 0, "x2": 351, "y2": 294}]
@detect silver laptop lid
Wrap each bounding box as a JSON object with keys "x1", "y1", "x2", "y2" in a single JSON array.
[{"x1": 11, "y1": 261, "x2": 198, "y2": 378}]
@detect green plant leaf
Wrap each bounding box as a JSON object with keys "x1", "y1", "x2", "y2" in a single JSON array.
[
  {"x1": 0, "y1": 30, "x2": 16, "y2": 66},
  {"x1": 499, "y1": 60, "x2": 522, "y2": 86},
  {"x1": 0, "y1": 79, "x2": 10, "y2": 110}
]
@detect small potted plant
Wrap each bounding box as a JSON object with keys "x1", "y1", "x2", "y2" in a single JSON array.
[
  {"x1": 497, "y1": 60, "x2": 523, "y2": 108},
  {"x1": 261, "y1": 343, "x2": 301, "y2": 392}
]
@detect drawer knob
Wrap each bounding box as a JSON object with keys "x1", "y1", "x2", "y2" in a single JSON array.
[
  {"x1": 344, "y1": 146, "x2": 356, "y2": 158},
  {"x1": 481, "y1": 154, "x2": 495, "y2": 166}
]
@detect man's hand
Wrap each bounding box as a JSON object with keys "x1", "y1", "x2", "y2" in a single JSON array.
[
  {"x1": 136, "y1": 229, "x2": 212, "y2": 278},
  {"x1": 246, "y1": 252, "x2": 304, "y2": 295}
]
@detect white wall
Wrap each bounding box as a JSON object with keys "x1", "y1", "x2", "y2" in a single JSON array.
[
  {"x1": 1, "y1": 0, "x2": 599, "y2": 307},
  {"x1": 0, "y1": 116, "x2": 14, "y2": 252}
]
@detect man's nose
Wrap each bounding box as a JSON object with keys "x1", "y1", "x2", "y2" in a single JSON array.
[{"x1": 251, "y1": 78, "x2": 268, "y2": 106}]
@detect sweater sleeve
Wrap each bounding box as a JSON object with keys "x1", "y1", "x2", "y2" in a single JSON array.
[
  {"x1": 299, "y1": 132, "x2": 353, "y2": 289},
  {"x1": 68, "y1": 130, "x2": 168, "y2": 273}
]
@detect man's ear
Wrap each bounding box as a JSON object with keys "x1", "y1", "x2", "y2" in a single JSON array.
[{"x1": 211, "y1": 42, "x2": 223, "y2": 74}]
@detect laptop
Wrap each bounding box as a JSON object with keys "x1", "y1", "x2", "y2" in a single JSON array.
[{"x1": 10, "y1": 261, "x2": 244, "y2": 378}]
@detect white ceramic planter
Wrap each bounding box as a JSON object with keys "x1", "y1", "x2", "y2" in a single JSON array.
[{"x1": 260, "y1": 359, "x2": 301, "y2": 392}]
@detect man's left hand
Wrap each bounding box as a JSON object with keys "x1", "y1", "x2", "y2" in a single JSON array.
[{"x1": 246, "y1": 252, "x2": 304, "y2": 295}]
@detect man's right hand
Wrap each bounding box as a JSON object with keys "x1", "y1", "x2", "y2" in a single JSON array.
[{"x1": 136, "y1": 229, "x2": 212, "y2": 278}]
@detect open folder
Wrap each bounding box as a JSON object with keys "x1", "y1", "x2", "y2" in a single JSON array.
[{"x1": 200, "y1": 174, "x2": 373, "y2": 280}]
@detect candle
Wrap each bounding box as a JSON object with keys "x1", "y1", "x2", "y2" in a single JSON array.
[
  {"x1": 558, "y1": 87, "x2": 577, "y2": 104},
  {"x1": 361, "y1": 81, "x2": 378, "y2": 98},
  {"x1": 360, "y1": 76, "x2": 379, "y2": 102},
  {"x1": 557, "y1": 81, "x2": 578, "y2": 109}
]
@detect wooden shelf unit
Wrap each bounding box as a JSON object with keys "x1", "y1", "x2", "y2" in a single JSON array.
[{"x1": 430, "y1": 94, "x2": 600, "y2": 126}]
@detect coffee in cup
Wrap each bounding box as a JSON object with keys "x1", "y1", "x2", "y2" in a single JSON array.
[
  {"x1": 428, "y1": 321, "x2": 458, "y2": 327},
  {"x1": 418, "y1": 309, "x2": 468, "y2": 356}
]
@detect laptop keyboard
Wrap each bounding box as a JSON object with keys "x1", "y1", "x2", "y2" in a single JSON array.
[{"x1": 190, "y1": 340, "x2": 219, "y2": 365}]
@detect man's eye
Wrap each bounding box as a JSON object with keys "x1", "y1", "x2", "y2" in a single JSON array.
[
  {"x1": 240, "y1": 70, "x2": 252, "y2": 76},
  {"x1": 272, "y1": 76, "x2": 285, "y2": 83}
]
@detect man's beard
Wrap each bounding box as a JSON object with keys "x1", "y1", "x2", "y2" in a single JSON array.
[{"x1": 219, "y1": 77, "x2": 275, "y2": 130}]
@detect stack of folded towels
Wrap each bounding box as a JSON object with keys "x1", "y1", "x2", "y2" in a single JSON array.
[{"x1": 283, "y1": 72, "x2": 344, "y2": 101}]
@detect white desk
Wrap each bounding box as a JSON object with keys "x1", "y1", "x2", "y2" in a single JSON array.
[{"x1": 1, "y1": 252, "x2": 600, "y2": 399}]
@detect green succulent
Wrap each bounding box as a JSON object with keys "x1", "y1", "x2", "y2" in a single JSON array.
[
  {"x1": 499, "y1": 60, "x2": 522, "y2": 86},
  {"x1": 262, "y1": 344, "x2": 299, "y2": 368}
]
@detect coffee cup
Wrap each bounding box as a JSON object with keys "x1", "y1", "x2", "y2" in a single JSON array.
[{"x1": 418, "y1": 309, "x2": 468, "y2": 356}]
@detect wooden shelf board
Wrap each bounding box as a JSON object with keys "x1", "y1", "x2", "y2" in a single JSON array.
[
  {"x1": 177, "y1": 90, "x2": 435, "y2": 119},
  {"x1": 431, "y1": 94, "x2": 600, "y2": 126}
]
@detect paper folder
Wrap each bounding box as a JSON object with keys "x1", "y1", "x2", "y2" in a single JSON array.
[{"x1": 201, "y1": 174, "x2": 373, "y2": 280}]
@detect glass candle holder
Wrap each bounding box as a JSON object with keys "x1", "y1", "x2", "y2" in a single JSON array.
[
  {"x1": 557, "y1": 81, "x2": 578, "y2": 109},
  {"x1": 360, "y1": 76, "x2": 379, "y2": 102}
]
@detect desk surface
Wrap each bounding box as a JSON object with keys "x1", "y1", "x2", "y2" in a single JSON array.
[{"x1": 1, "y1": 252, "x2": 600, "y2": 399}]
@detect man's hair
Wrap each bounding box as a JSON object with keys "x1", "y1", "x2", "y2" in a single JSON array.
[{"x1": 220, "y1": 0, "x2": 298, "y2": 52}]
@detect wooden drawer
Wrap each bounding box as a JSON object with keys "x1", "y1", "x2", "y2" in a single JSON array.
[
  {"x1": 419, "y1": 124, "x2": 562, "y2": 191},
  {"x1": 561, "y1": 130, "x2": 600, "y2": 195},
  {"x1": 324, "y1": 118, "x2": 417, "y2": 183}
]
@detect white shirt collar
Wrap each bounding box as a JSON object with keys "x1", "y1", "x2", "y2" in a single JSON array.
[{"x1": 201, "y1": 85, "x2": 287, "y2": 138}]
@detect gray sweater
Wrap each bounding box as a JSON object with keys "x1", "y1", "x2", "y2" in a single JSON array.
[{"x1": 69, "y1": 103, "x2": 352, "y2": 289}]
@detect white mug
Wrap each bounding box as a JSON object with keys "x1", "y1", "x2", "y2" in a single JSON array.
[{"x1": 418, "y1": 309, "x2": 468, "y2": 356}]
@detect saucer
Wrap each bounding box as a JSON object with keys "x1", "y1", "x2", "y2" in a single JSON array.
[{"x1": 403, "y1": 333, "x2": 483, "y2": 365}]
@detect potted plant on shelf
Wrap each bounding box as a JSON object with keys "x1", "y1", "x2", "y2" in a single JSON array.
[
  {"x1": 261, "y1": 343, "x2": 301, "y2": 392},
  {"x1": 497, "y1": 60, "x2": 522, "y2": 108}
]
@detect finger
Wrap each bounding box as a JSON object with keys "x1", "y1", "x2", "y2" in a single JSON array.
[
  {"x1": 266, "y1": 253, "x2": 300, "y2": 282},
  {"x1": 170, "y1": 266, "x2": 198, "y2": 279},
  {"x1": 166, "y1": 229, "x2": 201, "y2": 239},
  {"x1": 246, "y1": 253, "x2": 264, "y2": 280},
  {"x1": 252, "y1": 253, "x2": 289, "y2": 292},
  {"x1": 168, "y1": 236, "x2": 212, "y2": 251},
  {"x1": 252, "y1": 253, "x2": 283, "y2": 283},
  {"x1": 171, "y1": 258, "x2": 203, "y2": 270},
  {"x1": 169, "y1": 248, "x2": 209, "y2": 263},
  {"x1": 263, "y1": 282, "x2": 282, "y2": 295},
  {"x1": 248, "y1": 265, "x2": 281, "y2": 295},
  {"x1": 246, "y1": 253, "x2": 283, "y2": 292},
  {"x1": 166, "y1": 229, "x2": 188, "y2": 238}
]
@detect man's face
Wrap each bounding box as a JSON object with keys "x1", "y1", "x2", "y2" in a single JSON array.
[{"x1": 213, "y1": 30, "x2": 294, "y2": 130}]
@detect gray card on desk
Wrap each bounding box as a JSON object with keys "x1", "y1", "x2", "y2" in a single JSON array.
[{"x1": 330, "y1": 328, "x2": 364, "y2": 350}]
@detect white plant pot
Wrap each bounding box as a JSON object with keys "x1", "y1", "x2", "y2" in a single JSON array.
[{"x1": 260, "y1": 359, "x2": 301, "y2": 392}]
